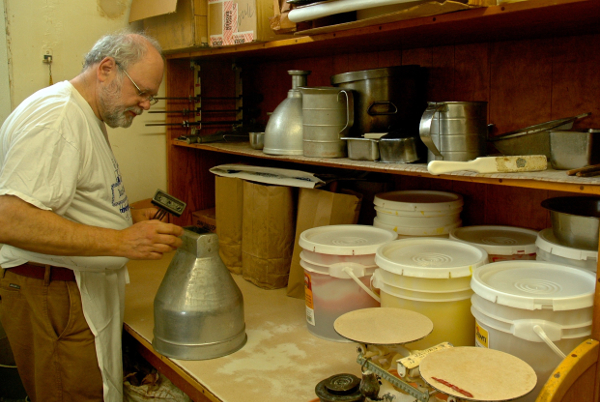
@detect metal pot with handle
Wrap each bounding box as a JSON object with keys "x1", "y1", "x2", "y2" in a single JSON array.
[
  {"x1": 419, "y1": 101, "x2": 488, "y2": 162},
  {"x1": 331, "y1": 65, "x2": 427, "y2": 136},
  {"x1": 300, "y1": 86, "x2": 354, "y2": 158}
]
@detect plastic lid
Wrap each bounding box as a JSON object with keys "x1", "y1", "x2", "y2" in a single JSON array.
[
  {"x1": 374, "y1": 190, "x2": 464, "y2": 212},
  {"x1": 536, "y1": 228, "x2": 598, "y2": 261},
  {"x1": 449, "y1": 225, "x2": 538, "y2": 255},
  {"x1": 471, "y1": 260, "x2": 595, "y2": 311},
  {"x1": 375, "y1": 238, "x2": 488, "y2": 278},
  {"x1": 299, "y1": 224, "x2": 397, "y2": 256}
]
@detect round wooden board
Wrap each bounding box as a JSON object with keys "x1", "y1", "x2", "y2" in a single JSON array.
[
  {"x1": 419, "y1": 347, "x2": 537, "y2": 401},
  {"x1": 333, "y1": 307, "x2": 434, "y2": 345}
]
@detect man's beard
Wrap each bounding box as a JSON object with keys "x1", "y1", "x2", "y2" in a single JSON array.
[{"x1": 100, "y1": 80, "x2": 144, "y2": 128}]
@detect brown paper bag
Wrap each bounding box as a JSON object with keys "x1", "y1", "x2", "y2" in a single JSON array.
[
  {"x1": 242, "y1": 181, "x2": 296, "y2": 289},
  {"x1": 215, "y1": 176, "x2": 244, "y2": 274},
  {"x1": 286, "y1": 188, "x2": 362, "y2": 299}
]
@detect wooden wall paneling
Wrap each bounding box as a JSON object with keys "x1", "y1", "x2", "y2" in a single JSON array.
[
  {"x1": 333, "y1": 53, "x2": 351, "y2": 76},
  {"x1": 451, "y1": 181, "x2": 487, "y2": 226},
  {"x1": 349, "y1": 51, "x2": 383, "y2": 72},
  {"x1": 454, "y1": 42, "x2": 490, "y2": 103},
  {"x1": 402, "y1": 47, "x2": 433, "y2": 68},
  {"x1": 378, "y1": 49, "x2": 402, "y2": 68},
  {"x1": 294, "y1": 56, "x2": 335, "y2": 87},
  {"x1": 483, "y1": 185, "x2": 550, "y2": 229},
  {"x1": 551, "y1": 33, "x2": 600, "y2": 128},
  {"x1": 429, "y1": 45, "x2": 455, "y2": 101},
  {"x1": 166, "y1": 59, "x2": 195, "y2": 140},
  {"x1": 243, "y1": 58, "x2": 295, "y2": 125},
  {"x1": 199, "y1": 60, "x2": 237, "y2": 130},
  {"x1": 488, "y1": 38, "x2": 555, "y2": 135}
]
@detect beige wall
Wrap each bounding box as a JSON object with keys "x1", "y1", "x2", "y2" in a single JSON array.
[{"x1": 0, "y1": 0, "x2": 167, "y2": 204}]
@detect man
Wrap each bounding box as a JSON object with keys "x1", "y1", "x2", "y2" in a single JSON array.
[{"x1": 0, "y1": 31, "x2": 184, "y2": 402}]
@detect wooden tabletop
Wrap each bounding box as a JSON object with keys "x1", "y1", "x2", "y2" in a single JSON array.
[{"x1": 123, "y1": 252, "x2": 361, "y2": 402}]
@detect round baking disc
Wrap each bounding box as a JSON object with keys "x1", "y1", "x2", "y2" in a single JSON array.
[
  {"x1": 333, "y1": 307, "x2": 434, "y2": 345},
  {"x1": 419, "y1": 347, "x2": 537, "y2": 401}
]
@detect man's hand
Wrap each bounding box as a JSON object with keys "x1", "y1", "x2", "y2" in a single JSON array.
[
  {"x1": 118, "y1": 220, "x2": 184, "y2": 260},
  {"x1": 131, "y1": 207, "x2": 162, "y2": 223}
]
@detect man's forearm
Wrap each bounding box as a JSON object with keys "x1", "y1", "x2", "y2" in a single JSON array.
[{"x1": 0, "y1": 195, "x2": 124, "y2": 257}]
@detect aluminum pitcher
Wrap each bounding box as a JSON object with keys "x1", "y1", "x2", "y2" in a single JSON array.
[{"x1": 419, "y1": 101, "x2": 488, "y2": 162}]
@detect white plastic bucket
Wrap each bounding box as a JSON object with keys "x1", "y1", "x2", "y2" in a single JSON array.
[
  {"x1": 375, "y1": 206, "x2": 461, "y2": 227},
  {"x1": 449, "y1": 225, "x2": 538, "y2": 262},
  {"x1": 374, "y1": 238, "x2": 488, "y2": 349},
  {"x1": 373, "y1": 216, "x2": 460, "y2": 236},
  {"x1": 299, "y1": 225, "x2": 397, "y2": 342},
  {"x1": 373, "y1": 190, "x2": 464, "y2": 212},
  {"x1": 470, "y1": 260, "x2": 595, "y2": 402},
  {"x1": 301, "y1": 259, "x2": 380, "y2": 342},
  {"x1": 536, "y1": 228, "x2": 598, "y2": 272}
]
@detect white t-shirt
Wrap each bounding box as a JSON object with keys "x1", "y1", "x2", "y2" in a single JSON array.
[{"x1": 0, "y1": 80, "x2": 133, "y2": 401}]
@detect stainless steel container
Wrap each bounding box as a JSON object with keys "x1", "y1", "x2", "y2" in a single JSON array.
[
  {"x1": 264, "y1": 70, "x2": 311, "y2": 156},
  {"x1": 153, "y1": 227, "x2": 247, "y2": 360},
  {"x1": 331, "y1": 66, "x2": 427, "y2": 136},
  {"x1": 488, "y1": 113, "x2": 590, "y2": 159},
  {"x1": 549, "y1": 129, "x2": 600, "y2": 169},
  {"x1": 379, "y1": 136, "x2": 420, "y2": 163},
  {"x1": 419, "y1": 101, "x2": 488, "y2": 162},
  {"x1": 342, "y1": 137, "x2": 379, "y2": 161},
  {"x1": 541, "y1": 197, "x2": 600, "y2": 251},
  {"x1": 300, "y1": 87, "x2": 354, "y2": 158}
]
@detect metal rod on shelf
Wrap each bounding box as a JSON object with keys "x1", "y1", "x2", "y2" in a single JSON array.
[
  {"x1": 145, "y1": 120, "x2": 242, "y2": 127},
  {"x1": 153, "y1": 96, "x2": 243, "y2": 101},
  {"x1": 149, "y1": 108, "x2": 244, "y2": 114}
]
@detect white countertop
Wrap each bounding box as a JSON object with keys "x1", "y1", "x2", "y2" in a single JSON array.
[{"x1": 123, "y1": 252, "x2": 362, "y2": 402}]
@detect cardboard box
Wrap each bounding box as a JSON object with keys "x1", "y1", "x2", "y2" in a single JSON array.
[
  {"x1": 129, "y1": 0, "x2": 208, "y2": 51},
  {"x1": 208, "y1": 0, "x2": 292, "y2": 47}
]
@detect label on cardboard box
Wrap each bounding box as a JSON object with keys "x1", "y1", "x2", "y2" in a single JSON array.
[{"x1": 209, "y1": 0, "x2": 255, "y2": 46}]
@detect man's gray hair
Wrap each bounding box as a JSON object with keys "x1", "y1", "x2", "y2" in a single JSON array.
[{"x1": 82, "y1": 31, "x2": 163, "y2": 71}]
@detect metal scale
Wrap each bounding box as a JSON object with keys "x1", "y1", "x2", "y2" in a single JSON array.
[{"x1": 317, "y1": 307, "x2": 538, "y2": 402}]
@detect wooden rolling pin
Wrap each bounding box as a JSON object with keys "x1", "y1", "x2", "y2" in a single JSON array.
[{"x1": 567, "y1": 164, "x2": 600, "y2": 177}]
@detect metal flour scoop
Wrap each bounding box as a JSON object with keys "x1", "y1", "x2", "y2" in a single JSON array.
[{"x1": 153, "y1": 227, "x2": 247, "y2": 360}]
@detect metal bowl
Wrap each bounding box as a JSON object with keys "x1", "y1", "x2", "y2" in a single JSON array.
[{"x1": 541, "y1": 196, "x2": 600, "y2": 251}]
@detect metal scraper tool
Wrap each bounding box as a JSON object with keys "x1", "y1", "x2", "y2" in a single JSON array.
[
  {"x1": 151, "y1": 189, "x2": 187, "y2": 220},
  {"x1": 427, "y1": 155, "x2": 548, "y2": 176}
]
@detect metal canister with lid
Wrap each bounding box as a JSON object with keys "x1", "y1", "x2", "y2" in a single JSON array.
[{"x1": 331, "y1": 65, "x2": 428, "y2": 137}]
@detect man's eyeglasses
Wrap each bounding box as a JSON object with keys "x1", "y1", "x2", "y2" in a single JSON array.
[{"x1": 116, "y1": 62, "x2": 159, "y2": 105}]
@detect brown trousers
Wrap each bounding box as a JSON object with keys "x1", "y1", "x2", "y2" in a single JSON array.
[{"x1": 0, "y1": 268, "x2": 104, "y2": 402}]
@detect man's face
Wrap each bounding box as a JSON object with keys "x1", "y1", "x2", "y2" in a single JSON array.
[
  {"x1": 99, "y1": 77, "x2": 144, "y2": 129},
  {"x1": 99, "y1": 48, "x2": 164, "y2": 129}
]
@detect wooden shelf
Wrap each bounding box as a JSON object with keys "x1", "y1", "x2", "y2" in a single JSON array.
[
  {"x1": 166, "y1": 0, "x2": 600, "y2": 61},
  {"x1": 173, "y1": 140, "x2": 600, "y2": 195}
]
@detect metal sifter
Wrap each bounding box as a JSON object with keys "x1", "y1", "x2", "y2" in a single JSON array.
[{"x1": 152, "y1": 227, "x2": 247, "y2": 360}]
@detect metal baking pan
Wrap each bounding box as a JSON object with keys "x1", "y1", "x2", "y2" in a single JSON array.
[
  {"x1": 342, "y1": 137, "x2": 380, "y2": 161},
  {"x1": 549, "y1": 129, "x2": 600, "y2": 170}
]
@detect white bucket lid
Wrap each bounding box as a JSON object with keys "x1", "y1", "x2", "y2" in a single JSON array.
[
  {"x1": 374, "y1": 190, "x2": 464, "y2": 212},
  {"x1": 375, "y1": 238, "x2": 488, "y2": 278},
  {"x1": 471, "y1": 260, "x2": 596, "y2": 311},
  {"x1": 299, "y1": 224, "x2": 397, "y2": 256},
  {"x1": 373, "y1": 216, "x2": 461, "y2": 236},
  {"x1": 449, "y1": 225, "x2": 538, "y2": 255},
  {"x1": 536, "y1": 228, "x2": 598, "y2": 262}
]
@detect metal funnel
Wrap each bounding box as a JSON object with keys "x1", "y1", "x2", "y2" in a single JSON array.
[{"x1": 153, "y1": 227, "x2": 246, "y2": 360}]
